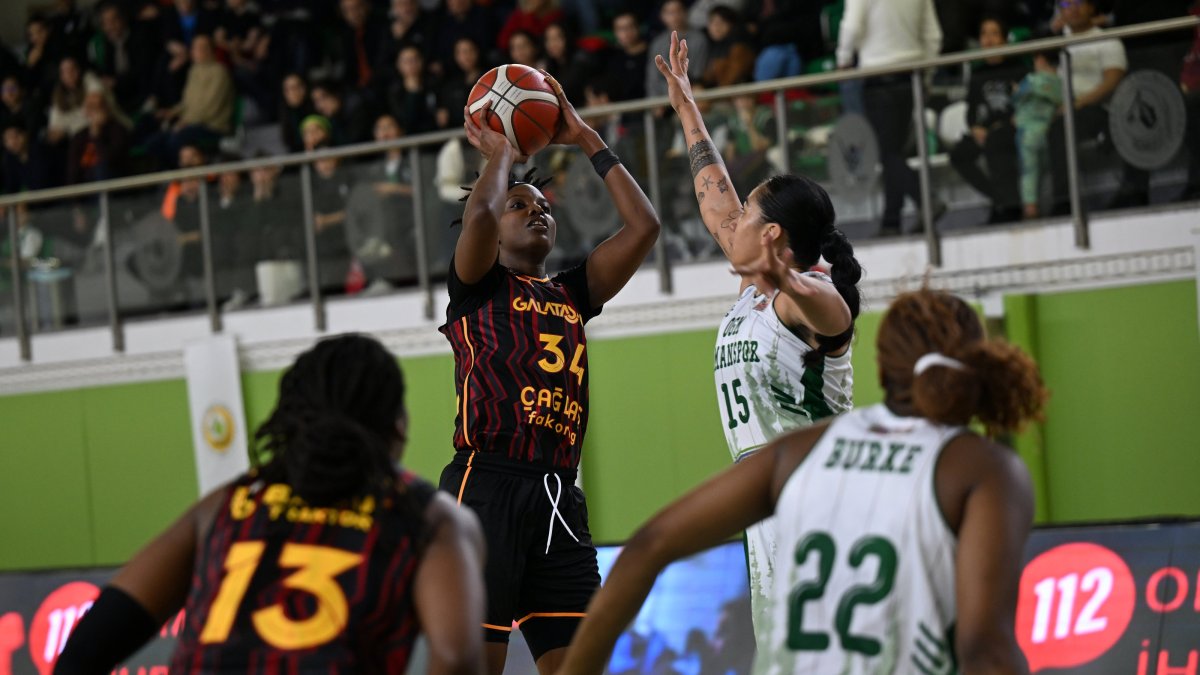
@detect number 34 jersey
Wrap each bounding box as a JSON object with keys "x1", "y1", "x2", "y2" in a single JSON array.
[
  {"x1": 757, "y1": 404, "x2": 962, "y2": 675},
  {"x1": 714, "y1": 281, "x2": 853, "y2": 463},
  {"x1": 171, "y1": 471, "x2": 436, "y2": 674}
]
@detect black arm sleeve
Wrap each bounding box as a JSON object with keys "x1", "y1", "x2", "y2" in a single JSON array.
[{"x1": 54, "y1": 586, "x2": 160, "y2": 675}]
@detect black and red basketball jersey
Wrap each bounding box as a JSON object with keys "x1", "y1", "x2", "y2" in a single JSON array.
[
  {"x1": 440, "y1": 259, "x2": 601, "y2": 469},
  {"x1": 170, "y1": 470, "x2": 436, "y2": 673}
]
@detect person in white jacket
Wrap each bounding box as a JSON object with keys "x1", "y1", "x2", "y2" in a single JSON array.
[{"x1": 837, "y1": 0, "x2": 943, "y2": 236}]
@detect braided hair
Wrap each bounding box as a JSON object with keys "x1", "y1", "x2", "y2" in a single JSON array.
[
  {"x1": 450, "y1": 167, "x2": 554, "y2": 227},
  {"x1": 755, "y1": 174, "x2": 863, "y2": 364},
  {"x1": 252, "y1": 334, "x2": 406, "y2": 505}
]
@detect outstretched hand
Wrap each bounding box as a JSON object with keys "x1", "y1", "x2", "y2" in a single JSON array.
[
  {"x1": 731, "y1": 230, "x2": 818, "y2": 299},
  {"x1": 542, "y1": 70, "x2": 597, "y2": 149},
  {"x1": 463, "y1": 101, "x2": 526, "y2": 163},
  {"x1": 653, "y1": 31, "x2": 696, "y2": 112}
]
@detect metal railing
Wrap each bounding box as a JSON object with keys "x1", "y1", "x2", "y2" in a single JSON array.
[{"x1": 2, "y1": 15, "x2": 1196, "y2": 362}]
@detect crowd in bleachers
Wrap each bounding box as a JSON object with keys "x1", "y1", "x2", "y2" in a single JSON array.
[
  {"x1": 0, "y1": 0, "x2": 1199, "y2": 325},
  {"x1": 1, "y1": 0, "x2": 1188, "y2": 185}
]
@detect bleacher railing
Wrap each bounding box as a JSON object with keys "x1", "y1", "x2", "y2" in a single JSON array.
[{"x1": 2, "y1": 15, "x2": 1197, "y2": 362}]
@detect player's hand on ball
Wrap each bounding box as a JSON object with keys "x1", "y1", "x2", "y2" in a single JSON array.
[
  {"x1": 654, "y1": 31, "x2": 696, "y2": 112},
  {"x1": 541, "y1": 70, "x2": 593, "y2": 148},
  {"x1": 463, "y1": 101, "x2": 528, "y2": 163}
]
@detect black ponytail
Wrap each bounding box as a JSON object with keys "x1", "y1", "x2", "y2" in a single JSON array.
[
  {"x1": 755, "y1": 174, "x2": 864, "y2": 360},
  {"x1": 814, "y1": 228, "x2": 863, "y2": 357},
  {"x1": 253, "y1": 334, "x2": 406, "y2": 506}
]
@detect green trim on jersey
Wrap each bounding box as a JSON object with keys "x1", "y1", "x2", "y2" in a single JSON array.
[{"x1": 800, "y1": 356, "x2": 835, "y2": 421}]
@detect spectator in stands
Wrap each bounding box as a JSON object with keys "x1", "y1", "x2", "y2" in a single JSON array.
[
  {"x1": 688, "y1": 0, "x2": 746, "y2": 31},
  {"x1": 46, "y1": 57, "x2": 92, "y2": 147},
  {"x1": 153, "y1": 34, "x2": 235, "y2": 164},
  {"x1": 1015, "y1": 51, "x2": 1063, "y2": 219},
  {"x1": 48, "y1": 0, "x2": 91, "y2": 56},
  {"x1": 507, "y1": 30, "x2": 542, "y2": 68},
  {"x1": 702, "y1": 6, "x2": 755, "y2": 87},
  {"x1": 0, "y1": 77, "x2": 41, "y2": 137},
  {"x1": 89, "y1": 2, "x2": 157, "y2": 118},
  {"x1": 949, "y1": 16, "x2": 1022, "y2": 224},
  {"x1": 542, "y1": 22, "x2": 590, "y2": 105},
  {"x1": 210, "y1": 159, "x2": 254, "y2": 305},
  {"x1": 277, "y1": 74, "x2": 310, "y2": 153},
  {"x1": 1047, "y1": 0, "x2": 1129, "y2": 214},
  {"x1": 166, "y1": 143, "x2": 207, "y2": 299},
  {"x1": 161, "y1": 0, "x2": 219, "y2": 47},
  {"x1": 838, "y1": 0, "x2": 944, "y2": 235},
  {"x1": 300, "y1": 114, "x2": 332, "y2": 151},
  {"x1": 338, "y1": 0, "x2": 389, "y2": 102},
  {"x1": 66, "y1": 91, "x2": 129, "y2": 184},
  {"x1": 744, "y1": 0, "x2": 808, "y2": 81},
  {"x1": 436, "y1": 37, "x2": 483, "y2": 130},
  {"x1": 433, "y1": 0, "x2": 494, "y2": 80},
  {"x1": 311, "y1": 79, "x2": 373, "y2": 145},
  {"x1": 383, "y1": 0, "x2": 436, "y2": 67},
  {"x1": 2, "y1": 125, "x2": 55, "y2": 194},
  {"x1": 608, "y1": 10, "x2": 650, "y2": 102},
  {"x1": 346, "y1": 113, "x2": 413, "y2": 293},
  {"x1": 724, "y1": 94, "x2": 776, "y2": 192},
  {"x1": 22, "y1": 16, "x2": 61, "y2": 99},
  {"x1": 387, "y1": 45, "x2": 437, "y2": 136},
  {"x1": 215, "y1": 0, "x2": 272, "y2": 120},
  {"x1": 497, "y1": 0, "x2": 564, "y2": 52},
  {"x1": 646, "y1": 0, "x2": 709, "y2": 100},
  {"x1": 310, "y1": 141, "x2": 353, "y2": 293}
]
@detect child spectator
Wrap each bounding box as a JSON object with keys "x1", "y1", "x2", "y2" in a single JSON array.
[
  {"x1": 1014, "y1": 52, "x2": 1063, "y2": 219},
  {"x1": 300, "y1": 114, "x2": 332, "y2": 151}
]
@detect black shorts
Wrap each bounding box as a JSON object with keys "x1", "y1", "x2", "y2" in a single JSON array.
[{"x1": 439, "y1": 451, "x2": 600, "y2": 660}]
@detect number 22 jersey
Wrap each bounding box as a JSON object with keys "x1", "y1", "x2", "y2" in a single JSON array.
[{"x1": 757, "y1": 404, "x2": 962, "y2": 675}]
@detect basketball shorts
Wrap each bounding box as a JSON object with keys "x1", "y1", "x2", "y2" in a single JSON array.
[{"x1": 439, "y1": 450, "x2": 600, "y2": 660}]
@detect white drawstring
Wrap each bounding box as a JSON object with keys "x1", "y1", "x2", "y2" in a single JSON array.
[
  {"x1": 543, "y1": 473, "x2": 580, "y2": 554},
  {"x1": 913, "y1": 352, "x2": 967, "y2": 375}
]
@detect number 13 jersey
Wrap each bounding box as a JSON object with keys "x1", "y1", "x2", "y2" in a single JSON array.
[{"x1": 757, "y1": 404, "x2": 961, "y2": 675}]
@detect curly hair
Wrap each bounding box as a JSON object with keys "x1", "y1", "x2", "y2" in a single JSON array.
[
  {"x1": 450, "y1": 167, "x2": 554, "y2": 227},
  {"x1": 876, "y1": 289, "x2": 1048, "y2": 436}
]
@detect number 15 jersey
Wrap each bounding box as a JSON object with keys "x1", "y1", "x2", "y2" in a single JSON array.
[{"x1": 757, "y1": 404, "x2": 962, "y2": 675}]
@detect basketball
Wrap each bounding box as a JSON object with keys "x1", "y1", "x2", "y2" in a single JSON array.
[{"x1": 467, "y1": 64, "x2": 562, "y2": 157}]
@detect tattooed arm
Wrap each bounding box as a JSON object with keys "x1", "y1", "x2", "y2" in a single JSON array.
[{"x1": 654, "y1": 31, "x2": 743, "y2": 259}]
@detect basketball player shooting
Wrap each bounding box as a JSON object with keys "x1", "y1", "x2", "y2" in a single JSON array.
[{"x1": 439, "y1": 72, "x2": 660, "y2": 675}]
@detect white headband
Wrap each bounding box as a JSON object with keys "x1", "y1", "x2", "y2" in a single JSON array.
[{"x1": 913, "y1": 352, "x2": 967, "y2": 376}]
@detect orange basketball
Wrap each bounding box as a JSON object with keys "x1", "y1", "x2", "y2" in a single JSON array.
[{"x1": 467, "y1": 64, "x2": 562, "y2": 157}]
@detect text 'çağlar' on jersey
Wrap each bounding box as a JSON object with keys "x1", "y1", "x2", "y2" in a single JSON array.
[
  {"x1": 757, "y1": 404, "x2": 962, "y2": 675},
  {"x1": 441, "y1": 259, "x2": 602, "y2": 470}
]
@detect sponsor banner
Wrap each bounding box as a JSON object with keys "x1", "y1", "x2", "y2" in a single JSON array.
[
  {"x1": 0, "y1": 522, "x2": 1196, "y2": 673},
  {"x1": 184, "y1": 335, "x2": 250, "y2": 496}
]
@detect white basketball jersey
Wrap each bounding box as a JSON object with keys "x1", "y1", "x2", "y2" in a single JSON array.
[
  {"x1": 714, "y1": 281, "x2": 854, "y2": 462},
  {"x1": 714, "y1": 279, "x2": 854, "y2": 639},
  {"x1": 756, "y1": 404, "x2": 962, "y2": 675}
]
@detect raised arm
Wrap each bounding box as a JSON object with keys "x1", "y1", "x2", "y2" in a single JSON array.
[
  {"x1": 655, "y1": 31, "x2": 744, "y2": 260},
  {"x1": 414, "y1": 493, "x2": 487, "y2": 675},
  {"x1": 543, "y1": 73, "x2": 661, "y2": 307},
  {"x1": 55, "y1": 489, "x2": 224, "y2": 674},
  {"x1": 455, "y1": 103, "x2": 521, "y2": 285},
  {"x1": 558, "y1": 448, "x2": 780, "y2": 675}
]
